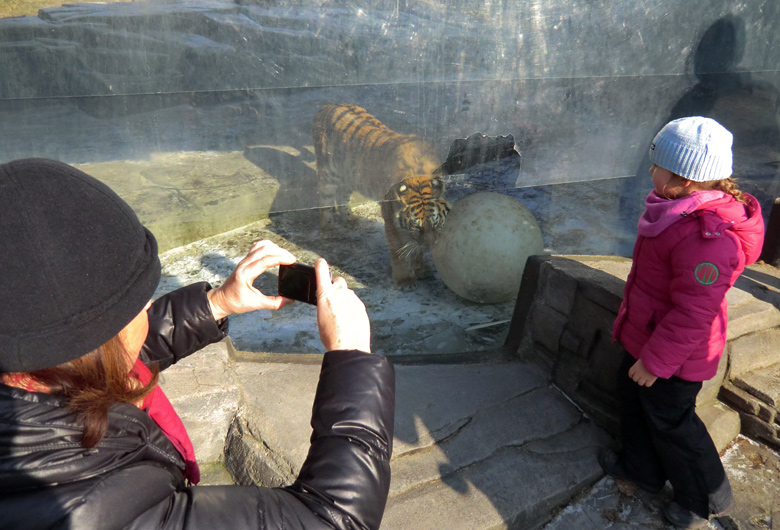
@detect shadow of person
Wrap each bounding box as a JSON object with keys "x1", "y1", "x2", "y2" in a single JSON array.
[
  {"x1": 621, "y1": 15, "x2": 780, "y2": 232},
  {"x1": 670, "y1": 15, "x2": 780, "y2": 173}
]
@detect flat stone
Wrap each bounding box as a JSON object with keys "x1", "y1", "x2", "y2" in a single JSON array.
[
  {"x1": 727, "y1": 298, "x2": 780, "y2": 341},
  {"x1": 79, "y1": 153, "x2": 280, "y2": 252},
  {"x1": 230, "y1": 358, "x2": 550, "y2": 477},
  {"x1": 720, "y1": 382, "x2": 762, "y2": 416},
  {"x1": 698, "y1": 401, "x2": 742, "y2": 454},
  {"x1": 232, "y1": 360, "x2": 322, "y2": 473},
  {"x1": 225, "y1": 357, "x2": 619, "y2": 529},
  {"x1": 393, "y1": 362, "x2": 549, "y2": 455},
  {"x1": 740, "y1": 415, "x2": 780, "y2": 449},
  {"x1": 160, "y1": 340, "x2": 241, "y2": 463},
  {"x1": 727, "y1": 328, "x2": 780, "y2": 379},
  {"x1": 389, "y1": 386, "x2": 583, "y2": 497},
  {"x1": 541, "y1": 265, "x2": 578, "y2": 316},
  {"x1": 732, "y1": 363, "x2": 780, "y2": 409},
  {"x1": 529, "y1": 303, "x2": 567, "y2": 354},
  {"x1": 697, "y1": 350, "x2": 729, "y2": 406},
  {"x1": 383, "y1": 421, "x2": 609, "y2": 530}
]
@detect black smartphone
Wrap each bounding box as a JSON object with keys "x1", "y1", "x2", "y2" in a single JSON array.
[{"x1": 278, "y1": 263, "x2": 318, "y2": 305}]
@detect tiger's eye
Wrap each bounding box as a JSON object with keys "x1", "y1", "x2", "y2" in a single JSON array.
[
  {"x1": 431, "y1": 178, "x2": 442, "y2": 187},
  {"x1": 398, "y1": 184, "x2": 407, "y2": 193}
]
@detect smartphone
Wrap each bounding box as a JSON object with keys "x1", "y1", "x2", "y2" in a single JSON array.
[{"x1": 278, "y1": 263, "x2": 318, "y2": 305}]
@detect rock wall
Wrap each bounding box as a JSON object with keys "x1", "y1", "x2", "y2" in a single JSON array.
[{"x1": 509, "y1": 255, "x2": 780, "y2": 452}]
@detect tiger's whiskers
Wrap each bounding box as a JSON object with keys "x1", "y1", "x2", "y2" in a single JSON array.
[{"x1": 398, "y1": 241, "x2": 422, "y2": 260}]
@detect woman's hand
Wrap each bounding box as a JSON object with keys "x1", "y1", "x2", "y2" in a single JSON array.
[
  {"x1": 315, "y1": 258, "x2": 371, "y2": 353},
  {"x1": 629, "y1": 359, "x2": 658, "y2": 387},
  {"x1": 207, "y1": 240, "x2": 297, "y2": 321}
]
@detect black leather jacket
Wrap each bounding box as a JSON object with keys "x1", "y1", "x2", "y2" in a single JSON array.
[{"x1": 0, "y1": 282, "x2": 395, "y2": 530}]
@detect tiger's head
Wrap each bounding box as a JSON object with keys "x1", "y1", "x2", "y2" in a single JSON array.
[{"x1": 389, "y1": 176, "x2": 451, "y2": 247}]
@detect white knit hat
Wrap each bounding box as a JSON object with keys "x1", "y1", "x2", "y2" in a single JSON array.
[{"x1": 649, "y1": 116, "x2": 733, "y2": 182}]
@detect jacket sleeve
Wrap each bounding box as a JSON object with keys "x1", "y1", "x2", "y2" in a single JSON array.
[
  {"x1": 126, "y1": 350, "x2": 395, "y2": 530},
  {"x1": 284, "y1": 350, "x2": 395, "y2": 530},
  {"x1": 639, "y1": 231, "x2": 740, "y2": 379},
  {"x1": 141, "y1": 282, "x2": 229, "y2": 370}
]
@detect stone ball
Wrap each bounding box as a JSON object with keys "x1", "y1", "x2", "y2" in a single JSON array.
[{"x1": 433, "y1": 192, "x2": 544, "y2": 304}]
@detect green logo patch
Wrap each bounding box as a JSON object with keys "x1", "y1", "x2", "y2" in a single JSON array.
[{"x1": 694, "y1": 262, "x2": 719, "y2": 285}]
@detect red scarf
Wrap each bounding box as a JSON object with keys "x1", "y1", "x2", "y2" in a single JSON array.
[{"x1": 132, "y1": 359, "x2": 200, "y2": 485}]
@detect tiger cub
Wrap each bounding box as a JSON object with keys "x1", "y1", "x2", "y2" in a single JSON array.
[{"x1": 313, "y1": 103, "x2": 451, "y2": 289}]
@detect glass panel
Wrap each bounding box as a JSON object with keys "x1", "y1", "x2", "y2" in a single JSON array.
[{"x1": 2, "y1": 1, "x2": 777, "y2": 355}]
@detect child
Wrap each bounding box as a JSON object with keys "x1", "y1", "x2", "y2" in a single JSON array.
[{"x1": 599, "y1": 117, "x2": 765, "y2": 528}]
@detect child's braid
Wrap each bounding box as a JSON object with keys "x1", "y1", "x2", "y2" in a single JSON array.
[
  {"x1": 699, "y1": 177, "x2": 748, "y2": 205},
  {"x1": 711, "y1": 178, "x2": 748, "y2": 205}
]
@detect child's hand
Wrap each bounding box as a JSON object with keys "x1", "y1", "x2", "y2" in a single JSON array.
[{"x1": 629, "y1": 359, "x2": 658, "y2": 387}]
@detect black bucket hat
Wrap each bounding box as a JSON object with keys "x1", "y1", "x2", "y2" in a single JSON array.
[{"x1": 0, "y1": 158, "x2": 161, "y2": 372}]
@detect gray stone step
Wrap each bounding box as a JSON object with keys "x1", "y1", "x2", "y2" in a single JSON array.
[
  {"x1": 225, "y1": 356, "x2": 611, "y2": 529},
  {"x1": 733, "y1": 363, "x2": 780, "y2": 409},
  {"x1": 383, "y1": 421, "x2": 609, "y2": 530},
  {"x1": 726, "y1": 264, "x2": 780, "y2": 376},
  {"x1": 728, "y1": 327, "x2": 780, "y2": 379}
]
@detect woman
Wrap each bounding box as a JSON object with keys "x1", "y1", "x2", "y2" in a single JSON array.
[{"x1": 0, "y1": 158, "x2": 395, "y2": 529}]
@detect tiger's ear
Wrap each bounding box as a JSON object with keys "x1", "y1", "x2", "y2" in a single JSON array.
[
  {"x1": 431, "y1": 178, "x2": 443, "y2": 188},
  {"x1": 383, "y1": 182, "x2": 404, "y2": 201}
]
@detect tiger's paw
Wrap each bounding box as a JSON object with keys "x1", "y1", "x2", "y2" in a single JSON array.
[{"x1": 393, "y1": 277, "x2": 418, "y2": 291}]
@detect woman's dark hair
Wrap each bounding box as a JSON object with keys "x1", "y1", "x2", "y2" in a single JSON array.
[{"x1": 28, "y1": 336, "x2": 159, "y2": 448}]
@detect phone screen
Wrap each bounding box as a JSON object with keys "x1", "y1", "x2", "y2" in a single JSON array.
[{"x1": 278, "y1": 263, "x2": 318, "y2": 305}]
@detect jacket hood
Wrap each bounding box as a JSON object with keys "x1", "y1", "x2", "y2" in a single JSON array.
[
  {"x1": 639, "y1": 190, "x2": 764, "y2": 264},
  {"x1": 696, "y1": 191, "x2": 764, "y2": 265},
  {"x1": 638, "y1": 190, "x2": 725, "y2": 237},
  {"x1": 729, "y1": 193, "x2": 764, "y2": 264}
]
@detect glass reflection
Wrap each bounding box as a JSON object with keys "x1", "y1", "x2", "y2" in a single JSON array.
[{"x1": 0, "y1": 1, "x2": 777, "y2": 355}]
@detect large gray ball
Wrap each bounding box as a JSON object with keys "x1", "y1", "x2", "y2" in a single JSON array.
[{"x1": 433, "y1": 192, "x2": 544, "y2": 303}]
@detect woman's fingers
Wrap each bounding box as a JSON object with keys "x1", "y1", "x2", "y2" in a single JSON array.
[
  {"x1": 314, "y1": 258, "x2": 371, "y2": 353},
  {"x1": 208, "y1": 241, "x2": 297, "y2": 319}
]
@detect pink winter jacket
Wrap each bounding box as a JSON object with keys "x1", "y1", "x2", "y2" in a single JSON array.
[{"x1": 612, "y1": 190, "x2": 764, "y2": 381}]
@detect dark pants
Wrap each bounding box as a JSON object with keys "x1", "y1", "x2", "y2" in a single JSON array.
[{"x1": 617, "y1": 353, "x2": 733, "y2": 518}]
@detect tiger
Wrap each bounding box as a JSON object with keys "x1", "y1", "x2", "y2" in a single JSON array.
[{"x1": 313, "y1": 103, "x2": 451, "y2": 289}]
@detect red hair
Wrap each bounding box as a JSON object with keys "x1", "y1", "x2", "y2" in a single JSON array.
[{"x1": 25, "y1": 336, "x2": 159, "y2": 447}]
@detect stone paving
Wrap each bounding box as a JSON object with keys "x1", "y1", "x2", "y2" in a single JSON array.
[{"x1": 160, "y1": 257, "x2": 780, "y2": 529}]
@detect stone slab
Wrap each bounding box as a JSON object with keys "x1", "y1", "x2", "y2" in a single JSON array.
[
  {"x1": 728, "y1": 264, "x2": 780, "y2": 340},
  {"x1": 226, "y1": 356, "x2": 620, "y2": 529},
  {"x1": 231, "y1": 360, "x2": 322, "y2": 474},
  {"x1": 383, "y1": 422, "x2": 610, "y2": 530},
  {"x1": 732, "y1": 363, "x2": 780, "y2": 408},
  {"x1": 389, "y1": 386, "x2": 584, "y2": 497},
  {"x1": 727, "y1": 328, "x2": 780, "y2": 379},
  {"x1": 159, "y1": 340, "x2": 241, "y2": 463},
  {"x1": 231, "y1": 358, "x2": 552, "y2": 476},
  {"x1": 697, "y1": 402, "x2": 741, "y2": 454},
  {"x1": 727, "y1": 299, "x2": 780, "y2": 342}
]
